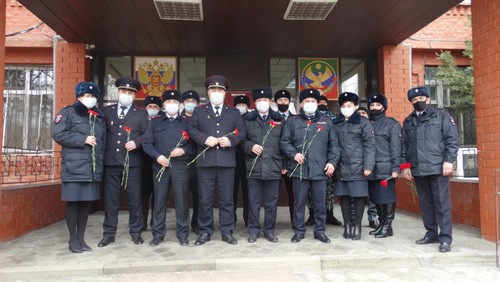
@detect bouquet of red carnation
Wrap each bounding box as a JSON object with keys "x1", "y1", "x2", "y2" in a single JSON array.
[
  {"x1": 88, "y1": 110, "x2": 99, "y2": 173},
  {"x1": 121, "y1": 126, "x2": 132, "y2": 189},
  {"x1": 291, "y1": 123, "x2": 323, "y2": 181},
  {"x1": 248, "y1": 120, "x2": 277, "y2": 177},
  {"x1": 188, "y1": 129, "x2": 239, "y2": 166},
  {"x1": 156, "y1": 130, "x2": 190, "y2": 182}
]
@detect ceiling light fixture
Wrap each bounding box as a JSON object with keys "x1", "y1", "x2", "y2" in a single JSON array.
[
  {"x1": 284, "y1": 0, "x2": 337, "y2": 20},
  {"x1": 154, "y1": 0, "x2": 203, "y2": 21}
]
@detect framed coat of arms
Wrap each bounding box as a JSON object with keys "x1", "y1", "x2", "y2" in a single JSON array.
[
  {"x1": 133, "y1": 56, "x2": 177, "y2": 99},
  {"x1": 298, "y1": 57, "x2": 339, "y2": 100}
]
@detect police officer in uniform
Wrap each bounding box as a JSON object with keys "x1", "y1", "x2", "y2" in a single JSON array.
[
  {"x1": 366, "y1": 93, "x2": 401, "y2": 238},
  {"x1": 187, "y1": 75, "x2": 246, "y2": 245},
  {"x1": 98, "y1": 77, "x2": 149, "y2": 247},
  {"x1": 274, "y1": 90, "x2": 295, "y2": 226},
  {"x1": 141, "y1": 95, "x2": 162, "y2": 231},
  {"x1": 52, "y1": 82, "x2": 105, "y2": 253},
  {"x1": 233, "y1": 95, "x2": 250, "y2": 227},
  {"x1": 181, "y1": 90, "x2": 201, "y2": 234},
  {"x1": 401, "y1": 86, "x2": 459, "y2": 253},
  {"x1": 143, "y1": 90, "x2": 194, "y2": 246},
  {"x1": 242, "y1": 88, "x2": 284, "y2": 243},
  {"x1": 280, "y1": 89, "x2": 340, "y2": 244}
]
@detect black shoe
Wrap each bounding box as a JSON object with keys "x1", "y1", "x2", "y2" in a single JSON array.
[
  {"x1": 179, "y1": 238, "x2": 189, "y2": 246},
  {"x1": 192, "y1": 225, "x2": 199, "y2": 235},
  {"x1": 80, "y1": 241, "x2": 92, "y2": 251},
  {"x1": 195, "y1": 232, "x2": 211, "y2": 246},
  {"x1": 368, "y1": 219, "x2": 379, "y2": 229},
  {"x1": 291, "y1": 234, "x2": 304, "y2": 243},
  {"x1": 68, "y1": 240, "x2": 83, "y2": 253},
  {"x1": 149, "y1": 238, "x2": 163, "y2": 247},
  {"x1": 247, "y1": 234, "x2": 257, "y2": 243},
  {"x1": 326, "y1": 213, "x2": 342, "y2": 226},
  {"x1": 314, "y1": 233, "x2": 331, "y2": 243},
  {"x1": 222, "y1": 234, "x2": 238, "y2": 245},
  {"x1": 439, "y1": 242, "x2": 451, "y2": 252},
  {"x1": 415, "y1": 236, "x2": 439, "y2": 245},
  {"x1": 264, "y1": 233, "x2": 278, "y2": 243},
  {"x1": 98, "y1": 236, "x2": 115, "y2": 247},
  {"x1": 131, "y1": 234, "x2": 144, "y2": 245}
]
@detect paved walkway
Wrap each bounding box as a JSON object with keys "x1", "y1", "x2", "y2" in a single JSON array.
[{"x1": 0, "y1": 207, "x2": 499, "y2": 281}]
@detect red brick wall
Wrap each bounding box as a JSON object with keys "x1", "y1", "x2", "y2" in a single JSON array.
[
  {"x1": 396, "y1": 179, "x2": 481, "y2": 229},
  {"x1": 472, "y1": 0, "x2": 500, "y2": 241},
  {"x1": 0, "y1": 185, "x2": 65, "y2": 242},
  {"x1": 5, "y1": 0, "x2": 55, "y2": 48},
  {"x1": 403, "y1": 5, "x2": 471, "y2": 50},
  {"x1": 378, "y1": 45, "x2": 413, "y2": 124}
]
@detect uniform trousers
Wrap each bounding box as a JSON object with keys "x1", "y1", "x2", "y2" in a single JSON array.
[
  {"x1": 197, "y1": 167, "x2": 235, "y2": 236},
  {"x1": 292, "y1": 178, "x2": 327, "y2": 235},
  {"x1": 151, "y1": 163, "x2": 189, "y2": 241},
  {"x1": 247, "y1": 179, "x2": 280, "y2": 236},
  {"x1": 414, "y1": 174, "x2": 452, "y2": 244},
  {"x1": 102, "y1": 166, "x2": 143, "y2": 237}
]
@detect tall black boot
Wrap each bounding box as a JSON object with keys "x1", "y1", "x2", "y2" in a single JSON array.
[
  {"x1": 77, "y1": 202, "x2": 92, "y2": 251},
  {"x1": 66, "y1": 202, "x2": 83, "y2": 253},
  {"x1": 340, "y1": 196, "x2": 352, "y2": 239},
  {"x1": 369, "y1": 204, "x2": 384, "y2": 235},
  {"x1": 375, "y1": 202, "x2": 395, "y2": 238},
  {"x1": 351, "y1": 197, "x2": 365, "y2": 240},
  {"x1": 305, "y1": 208, "x2": 315, "y2": 226}
]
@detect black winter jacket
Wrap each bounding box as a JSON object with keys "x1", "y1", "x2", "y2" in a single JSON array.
[
  {"x1": 368, "y1": 113, "x2": 402, "y2": 180},
  {"x1": 52, "y1": 101, "x2": 106, "y2": 182},
  {"x1": 332, "y1": 111, "x2": 376, "y2": 181},
  {"x1": 280, "y1": 109, "x2": 340, "y2": 180},
  {"x1": 242, "y1": 110, "x2": 284, "y2": 180},
  {"x1": 401, "y1": 106, "x2": 459, "y2": 176}
]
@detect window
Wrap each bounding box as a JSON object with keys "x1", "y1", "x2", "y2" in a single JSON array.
[
  {"x1": 103, "y1": 56, "x2": 132, "y2": 104},
  {"x1": 3, "y1": 66, "x2": 54, "y2": 152},
  {"x1": 340, "y1": 58, "x2": 366, "y2": 100},
  {"x1": 180, "y1": 57, "x2": 206, "y2": 102}
]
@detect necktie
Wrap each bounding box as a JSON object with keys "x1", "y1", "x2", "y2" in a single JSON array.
[
  {"x1": 262, "y1": 115, "x2": 267, "y2": 120},
  {"x1": 308, "y1": 115, "x2": 313, "y2": 120},
  {"x1": 282, "y1": 114, "x2": 286, "y2": 120},
  {"x1": 119, "y1": 106, "x2": 127, "y2": 119},
  {"x1": 169, "y1": 117, "x2": 174, "y2": 122},
  {"x1": 215, "y1": 106, "x2": 220, "y2": 117}
]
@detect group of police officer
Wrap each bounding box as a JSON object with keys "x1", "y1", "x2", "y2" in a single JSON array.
[{"x1": 54, "y1": 74, "x2": 459, "y2": 253}]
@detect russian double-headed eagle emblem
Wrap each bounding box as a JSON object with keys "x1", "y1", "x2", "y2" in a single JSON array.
[{"x1": 136, "y1": 59, "x2": 175, "y2": 97}]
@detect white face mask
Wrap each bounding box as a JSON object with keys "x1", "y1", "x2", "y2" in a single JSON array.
[
  {"x1": 236, "y1": 106, "x2": 247, "y2": 115},
  {"x1": 256, "y1": 101, "x2": 270, "y2": 113},
  {"x1": 210, "y1": 92, "x2": 225, "y2": 105},
  {"x1": 341, "y1": 107, "x2": 355, "y2": 118},
  {"x1": 147, "y1": 108, "x2": 159, "y2": 117},
  {"x1": 118, "y1": 94, "x2": 134, "y2": 107},
  {"x1": 184, "y1": 102, "x2": 196, "y2": 113},
  {"x1": 164, "y1": 103, "x2": 179, "y2": 116},
  {"x1": 303, "y1": 102, "x2": 317, "y2": 114},
  {"x1": 80, "y1": 97, "x2": 97, "y2": 109}
]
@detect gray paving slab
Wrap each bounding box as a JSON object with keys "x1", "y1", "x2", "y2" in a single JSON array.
[{"x1": 0, "y1": 207, "x2": 498, "y2": 281}]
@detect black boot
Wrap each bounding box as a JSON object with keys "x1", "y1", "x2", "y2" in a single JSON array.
[
  {"x1": 369, "y1": 204, "x2": 384, "y2": 235},
  {"x1": 375, "y1": 203, "x2": 395, "y2": 238},
  {"x1": 343, "y1": 223, "x2": 352, "y2": 239},
  {"x1": 305, "y1": 208, "x2": 315, "y2": 226},
  {"x1": 352, "y1": 224, "x2": 361, "y2": 240},
  {"x1": 326, "y1": 208, "x2": 342, "y2": 226}
]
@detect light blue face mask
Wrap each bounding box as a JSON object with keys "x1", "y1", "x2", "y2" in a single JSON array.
[{"x1": 184, "y1": 102, "x2": 196, "y2": 113}]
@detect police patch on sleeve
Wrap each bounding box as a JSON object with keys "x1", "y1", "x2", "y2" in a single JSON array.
[
  {"x1": 449, "y1": 116, "x2": 456, "y2": 126},
  {"x1": 54, "y1": 114, "x2": 62, "y2": 124}
]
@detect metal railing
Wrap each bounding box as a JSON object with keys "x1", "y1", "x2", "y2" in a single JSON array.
[{"x1": 1, "y1": 150, "x2": 61, "y2": 185}]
